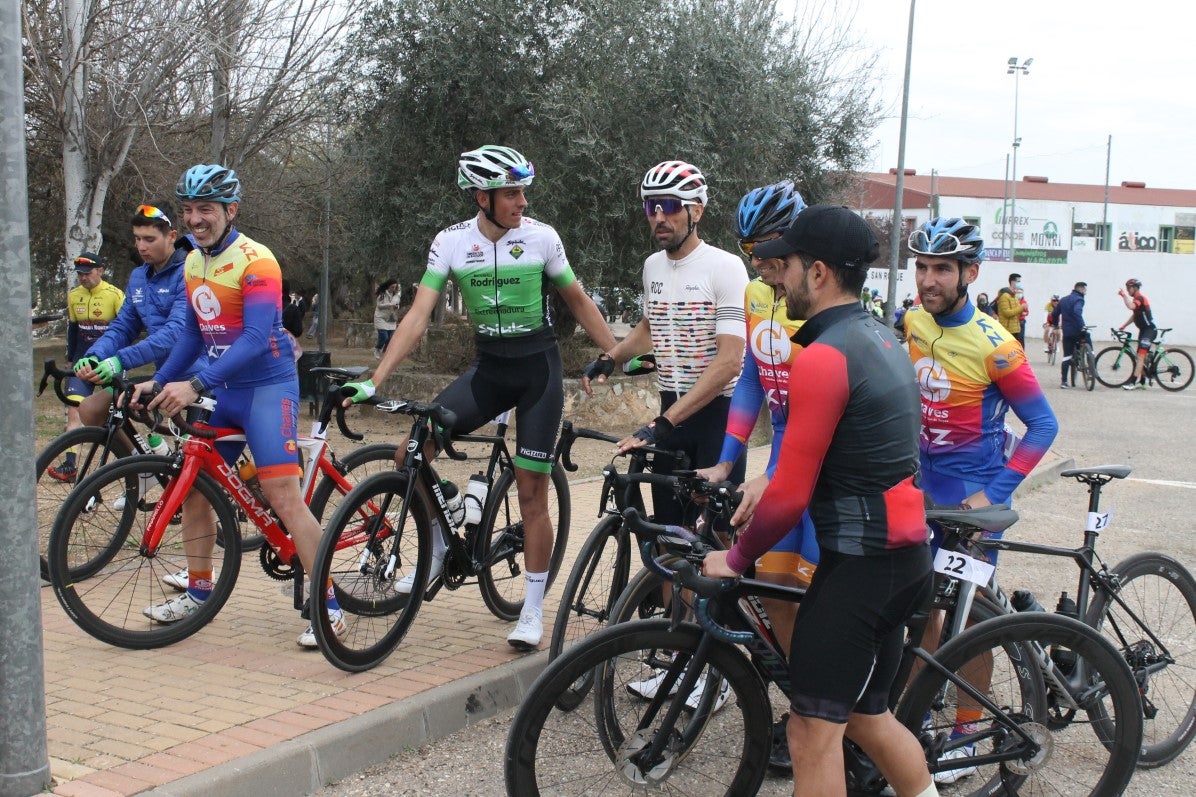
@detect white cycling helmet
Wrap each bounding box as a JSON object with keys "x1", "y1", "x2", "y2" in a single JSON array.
[
  {"x1": 640, "y1": 161, "x2": 708, "y2": 204},
  {"x1": 457, "y1": 145, "x2": 535, "y2": 191}
]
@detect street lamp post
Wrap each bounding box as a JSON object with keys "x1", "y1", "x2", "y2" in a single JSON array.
[{"x1": 1007, "y1": 56, "x2": 1032, "y2": 263}]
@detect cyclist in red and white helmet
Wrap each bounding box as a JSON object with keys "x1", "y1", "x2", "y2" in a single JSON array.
[
  {"x1": 1117, "y1": 278, "x2": 1157, "y2": 389},
  {"x1": 586, "y1": 160, "x2": 749, "y2": 532}
]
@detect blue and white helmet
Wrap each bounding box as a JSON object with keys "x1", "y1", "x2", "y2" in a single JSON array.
[
  {"x1": 175, "y1": 164, "x2": 241, "y2": 204},
  {"x1": 908, "y1": 217, "x2": 985, "y2": 265},
  {"x1": 736, "y1": 180, "x2": 806, "y2": 240}
]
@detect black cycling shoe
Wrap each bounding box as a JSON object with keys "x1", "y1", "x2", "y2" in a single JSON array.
[{"x1": 768, "y1": 712, "x2": 792, "y2": 774}]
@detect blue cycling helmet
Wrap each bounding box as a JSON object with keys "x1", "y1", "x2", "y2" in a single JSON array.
[
  {"x1": 175, "y1": 164, "x2": 241, "y2": 204},
  {"x1": 736, "y1": 180, "x2": 806, "y2": 240},
  {"x1": 908, "y1": 217, "x2": 985, "y2": 265}
]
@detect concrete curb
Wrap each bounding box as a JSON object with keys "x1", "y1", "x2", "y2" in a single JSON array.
[{"x1": 144, "y1": 652, "x2": 550, "y2": 796}]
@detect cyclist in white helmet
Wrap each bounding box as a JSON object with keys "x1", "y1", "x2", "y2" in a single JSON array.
[
  {"x1": 584, "y1": 160, "x2": 749, "y2": 527},
  {"x1": 343, "y1": 145, "x2": 616, "y2": 650}
]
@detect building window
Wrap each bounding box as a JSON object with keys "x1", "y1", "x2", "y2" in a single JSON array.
[
  {"x1": 1095, "y1": 224, "x2": 1113, "y2": 252},
  {"x1": 1158, "y1": 226, "x2": 1175, "y2": 254},
  {"x1": 963, "y1": 216, "x2": 981, "y2": 227}
]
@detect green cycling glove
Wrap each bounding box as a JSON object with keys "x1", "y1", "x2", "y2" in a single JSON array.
[
  {"x1": 72, "y1": 356, "x2": 100, "y2": 375},
  {"x1": 342, "y1": 379, "x2": 377, "y2": 403},
  {"x1": 92, "y1": 356, "x2": 122, "y2": 384}
]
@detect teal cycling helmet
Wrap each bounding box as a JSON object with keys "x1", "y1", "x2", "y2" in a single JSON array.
[
  {"x1": 736, "y1": 180, "x2": 806, "y2": 241},
  {"x1": 908, "y1": 217, "x2": 985, "y2": 265},
  {"x1": 175, "y1": 164, "x2": 241, "y2": 204}
]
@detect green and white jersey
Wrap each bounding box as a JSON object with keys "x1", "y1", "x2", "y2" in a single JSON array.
[{"x1": 421, "y1": 216, "x2": 576, "y2": 356}]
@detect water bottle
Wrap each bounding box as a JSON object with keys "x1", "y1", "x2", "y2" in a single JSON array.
[
  {"x1": 147, "y1": 433, "x2": 171, "y2": 456},
  {"x1": 464, "y1": 473, "x2": 489, "y2": 527},
  {"x1": 238, "y1": 460, "x2": 273, "y2": 511},
  {"x1": 1050, "y1": 592, "x2": 1079, "y2": 674},
  {"x1": 1010, "y1": 589, "x2": 1045, "y2": 613},
  {"x1": 441, "y1": 480, "x2": 465, "y2": 528}
]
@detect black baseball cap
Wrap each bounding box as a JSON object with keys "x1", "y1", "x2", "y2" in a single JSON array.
[
  {"x1": 753, "y1": 205, "x2": 880, "y2": 267},
  {"x1": 74, "y1": 252, "x2": 103, "y2": 271}
]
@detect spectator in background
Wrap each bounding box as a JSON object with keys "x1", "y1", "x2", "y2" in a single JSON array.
[
  {"x1": 373, "y1": 279, "x2": 401, "y2": 359},
  {"x1": 1051, "y1": 283, "x2": 1088, "y2": 389},
  {"x1": 996, "y1": 272, "x2": 1024, "y2": 347},
  {"x1": 1043, "y1": 294, "x2": 1060, "y2": 352},
  {"x1": 975, "y1": 291, "x2": 995, "y2": 318},
  {"x1": 305, "y1": 292, "x2": 321, "y2": 338},
  {"x1": 281, "y1": 282, "x2": 305, "y2": 360}
]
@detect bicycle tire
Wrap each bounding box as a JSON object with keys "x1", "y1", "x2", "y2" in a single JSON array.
[
  {"x1": 47, "y1": 456, "x2": 242, "y2": 649},
  {"x1": 476, "y1": 462, "x2": 571, "y2": 622},
  {"x1": 1152, "y1": 348, "x2": 1194, "y2": 392},
  {"x1": 1094, "y1": 346, "x2": 1133, "y2": 388},
  {"x1": 36, "y1": 425, "x2": 134, "y2": 580},
  {"x1": 308, "y1": 442, "x2": 398, "y2": 522},
  {"x1": 504, "y1": 620, "x2": 771, "y2": 797},
  {"x1": 310, "y1": 470, "x2": 431, "y2": 672},
  {"x1": 1085, "y1": 551, "x2": 1196, "y2": 767},
  {"x1": 548, "y1": 515, "x2": 630, "y2": 661},
  {"x1": 1080, "y1": 345, "x2": 1096, "y2": 391},
  {"x1": 1047, "y1": 345, "x2": 1057, "y2": 367},
  {"x1": 897, "y1": 612, "x2": 1141, "y2": 796}
]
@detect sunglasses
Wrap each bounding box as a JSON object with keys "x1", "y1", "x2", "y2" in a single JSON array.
[
  {"x1": 136, "y1": 204, "x2": 173, "y2": 227},
  {"x1": 907, "y1": 229, "x2": 974, "y2": 257},
  {"x1": 509, "y1": 163, "x2": 534, "y2": 180},
  {"x1": 643, "y1": 198, "x2": 697, "y2": 218},
  {"x1": 73, "y1": 257, "x2": 100, "y2": 270}
]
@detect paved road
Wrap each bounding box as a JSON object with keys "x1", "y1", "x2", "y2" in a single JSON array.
[{"x1": 316, "y1": 352, "x2": 1196, "y2": 796}]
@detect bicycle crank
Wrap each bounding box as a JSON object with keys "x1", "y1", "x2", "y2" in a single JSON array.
[{"x1": 260, "y1": 544, "x2": 298, "y2": 580}]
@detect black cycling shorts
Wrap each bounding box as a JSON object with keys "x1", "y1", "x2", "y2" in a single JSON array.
[
  {"x1": 434, "y1": 348, "x2": 563, "y2": 473},
  {"x1": 788, "y1": 544, "x2": 932, "y2": 723},
  {"x1": 651, "y1": 394, "x2": 746, "y2": 527},
  {"x1": 1136, "y1": 327, "x2": 1157, "y2": 354}
]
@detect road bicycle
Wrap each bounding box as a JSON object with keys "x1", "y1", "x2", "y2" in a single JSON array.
[
  {"x1": 46, "y1": 369, "x2": 399, "y2": 649},
  {"x1": 1094, "y1": 327, "x2": 1194, "y2": 391},
  {"x1": 504, "y1": 507, "x2": 1144, "y2": 796},
  {"x1": 35, "y1": 360, "x2": 180, "y2": 579},
  {"x1": 1045, "y1": 324, "x2": 1062, "y2": 366},
  {"x1": 309, "y1": 396, "x2": 571, "y2": 672},
  {"x1": 548, "y1": 422, "x2": 699, "y2": 663},
  {"x1": 933, "y1": 463, "x2": 1196, "y2": 768},
  {"x1": 1069, "y1": 326, "x2": 1097, "y2": 391}
]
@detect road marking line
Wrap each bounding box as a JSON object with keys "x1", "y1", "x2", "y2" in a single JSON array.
[{"x1": 1128, "y1": 478, "x2": 1196, "y2": 490}]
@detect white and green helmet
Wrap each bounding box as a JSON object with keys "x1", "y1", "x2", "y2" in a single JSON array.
[{"x1": 457, "y1": 145, "x2": 535, "y2": 191}]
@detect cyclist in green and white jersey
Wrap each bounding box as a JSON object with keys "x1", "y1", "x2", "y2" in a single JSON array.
[{"x1": 343, "y1": 145, "x2": 616, "y2": 650}]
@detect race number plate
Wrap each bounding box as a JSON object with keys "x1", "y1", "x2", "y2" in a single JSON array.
[{"x1": 933, "y1": 548, "x2": 995, "y2": 587}]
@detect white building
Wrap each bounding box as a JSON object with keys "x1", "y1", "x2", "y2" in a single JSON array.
[{"x1": 853, "y1": 171, "x2": 1196, "y2": 345}]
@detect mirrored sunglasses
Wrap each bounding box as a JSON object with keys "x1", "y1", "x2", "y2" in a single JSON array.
[
  {"x1": 643, "y1": 198, "x2": 696, "y2": 217},
  {"x1": 136, "y1": 204, "x2": 173, "y2": 227}
]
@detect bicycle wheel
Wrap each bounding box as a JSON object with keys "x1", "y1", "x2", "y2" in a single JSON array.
[
  {"x1": 897, "y1": 613, "x2": 1141, "y2": 796},
  {"x1": 310, "y1": 470, "x2": 430, "y2": 672},
  {"x1": 1047, "y1": 343, "x2": 1057, "y2": 366},
  {"x1": 1085, "y1": 551, "x2": 1196, "y2": 767},
  {"x1": 1080, "y1": 345, "x2": 1096, "y2": 391},
  {"x1": 505, "y1": 620, "x2": 771, "y2": 796},
  {"x1": 549, "y1": 515, "x2": 630, "y2": 661},
  {"x1": 36, "y1": 426, "x2": 134, "y2": 580},
  {"x1": 1153, "y1": 348, "x2": 1195, "y2": 392},
  {"x1": 308, "y1": 442, "x2": 398, "y2": 522},
  {"x1": 1094, "y1": 346, "x2": 1133, "y2": 388},
  {"x1": 47, "y1": 456, "x2": 242, "y2": 649},
  {"x1": 477, "y1": 462, "x2": 571, "y2": 622}
]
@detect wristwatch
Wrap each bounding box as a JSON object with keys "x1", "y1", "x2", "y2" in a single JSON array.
[{"x1": 189, "y1": 376, "x2": 206, "y2": 395}]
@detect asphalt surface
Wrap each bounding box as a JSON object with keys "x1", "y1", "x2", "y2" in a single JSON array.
[{"x1": 310, "y1": 355, "x2": 1196, "y2": 797}]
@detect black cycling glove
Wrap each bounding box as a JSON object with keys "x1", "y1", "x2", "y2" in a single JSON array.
[
  {"x1": 632, "y1": 415, "x2": 674, "y2": 446},
  {"x1": 582, "y1": 353, "x2": 616, "y2": 381}
]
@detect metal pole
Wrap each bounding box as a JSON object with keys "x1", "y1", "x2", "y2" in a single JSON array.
[
  {"x1": 319, "y1": 122, "x2": 331, "y2": 352},
  {"x1": 885, "y1": 0, "x2": 916, "y2": 327},
  {"x1": 1102, "y1": 134, "x2": 1112, "y2": 251},
  {"x1": 1000, "y1": 153, "x2": 1010, "y2": 259},
  {"x1": 1010, "y1": 67, "x2": 1020, "y2": 264},
  {"x1": 0, "y1": 0, "x2": 52, "y2": 788}
]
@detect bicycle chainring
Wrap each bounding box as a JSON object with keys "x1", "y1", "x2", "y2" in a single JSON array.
[
  {"x1": 442, "y1": 553, "x2": 467, "y2": 589},
  {"x1": 259, "y1": 544, "x2": 298, "y2": 580}
]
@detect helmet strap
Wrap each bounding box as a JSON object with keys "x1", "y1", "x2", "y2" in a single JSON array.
[
  {"x1": 477, "y1": 189, "x2": 517, "y2": 231},
  {"x1": 931, "y1": 263, "x2": 970, "y2": 321},
  {"x1": 200, "y1": 207, "x2": 235, "y2": 255},
  {"x1": 664, "y1": 207, "x2": 698, "y2": 254}
]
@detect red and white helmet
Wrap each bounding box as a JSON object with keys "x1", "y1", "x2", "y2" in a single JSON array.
[{"x1": 640, "y1": 161, "x2": 708, "y2": 204}]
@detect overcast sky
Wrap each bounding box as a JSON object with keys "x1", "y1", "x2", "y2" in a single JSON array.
[{"x1": 823, "y1": 1, "x2": 1194, "y2": 190}]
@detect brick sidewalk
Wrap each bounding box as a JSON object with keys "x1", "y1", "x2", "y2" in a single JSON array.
[{"x1": 41, "y1": 446, "x2": 1069, "y2": 796}]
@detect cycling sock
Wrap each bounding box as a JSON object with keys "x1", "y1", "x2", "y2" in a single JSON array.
[
  {"x1": 188, "y1": 570, "x2": 213, "y2": 602},
  {"x1": 524, "y1": 570, "x2": 548, "y2": 612},
  {"x1": 951, "y1": 708, "x2": 982, "y2": 738},
  {"x1": 913, "y1": 782, "x2": 940, "y2": 797},
  {"x1": 64, "y1": 451, "x2": 76, "y2": 467},
  {"x1": 324, "y1": 580, "x2": 341, "y2": 614}
]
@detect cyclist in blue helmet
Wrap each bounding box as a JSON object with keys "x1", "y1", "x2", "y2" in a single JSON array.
[
  {"x1": 699, "y1": 179, "x2": 818, "y2": 773},
  {"x1": 905, "y1": 216, "x2": 1057, "y2": 783}
]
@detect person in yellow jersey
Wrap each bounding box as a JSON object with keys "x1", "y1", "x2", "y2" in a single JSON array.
[{"x1": 47, "y1": 252, "x2": 125, "y2": 482}]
